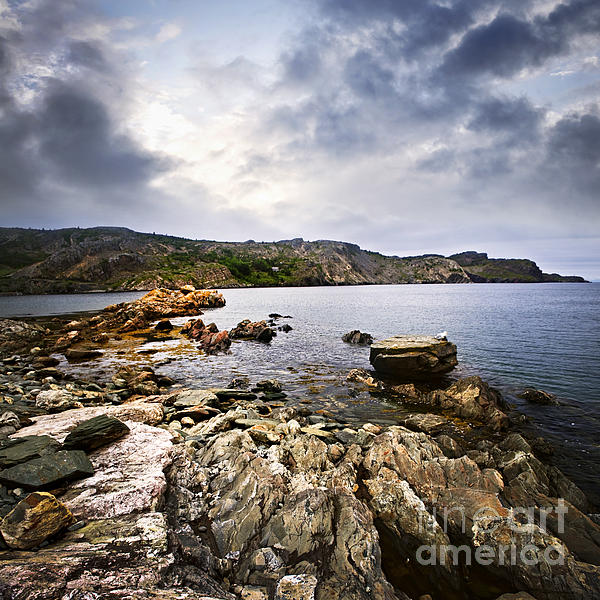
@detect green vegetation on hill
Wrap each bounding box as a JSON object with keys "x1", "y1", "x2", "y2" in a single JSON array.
[{"x1": 0, "y1": 227, "x2": 587, "y2": 294}]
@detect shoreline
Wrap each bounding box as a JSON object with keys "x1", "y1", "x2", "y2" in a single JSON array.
[
  {"x1": 0, "y1": 279, "x2": 593, "y2": 298},
  {"x1": 0, "y1": 289, "x2": 599, "y2": 599}
]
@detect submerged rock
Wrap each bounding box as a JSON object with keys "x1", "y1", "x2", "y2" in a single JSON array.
[
  {"x1": 0, "y1": 491, "x2": 73, "y2": 550},
  {"x1": 518, "y1": 387, "x2": 560, "y2": 406},
  {"x1": 369, "y1": 335, "x2": 458, "y2": 380}
]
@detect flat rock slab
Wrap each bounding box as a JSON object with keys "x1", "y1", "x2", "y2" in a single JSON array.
[
  {"x1": 63, "y1": 414, "x2": 130, "y2": 452},
  {"x1": 401, "y1": 413, "x2": 449, "y2": 434},
  {"x1": 0, "y1": 450, "x2": 94, "y2": 490},
  {"x1": 369, "y1": 335, "x2": 457, "y2": 380},
  {"x1": 0, "y1": 435, "x2": 61, "y2": 469},
  {"x1": 62, "y1": 421, "x2": 173, "y2": 520},
  {"x1": 12, "y1": 401, "x2": 164, "y2": 442},
  {"x1": 173, "y1": 389, "x2": 219, "y2": 408}
]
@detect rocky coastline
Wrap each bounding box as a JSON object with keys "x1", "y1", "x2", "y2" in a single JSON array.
[{"x1": 0, "y1": 289, "x2": 598, "y2": 600}]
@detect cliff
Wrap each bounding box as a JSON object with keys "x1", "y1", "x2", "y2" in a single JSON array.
[
  {"x1": 449, "y1": 251, "x2": 587, "y2": 283},
  {"x1": 0, "y1": 227, "x2": 587, "y2": 294}
]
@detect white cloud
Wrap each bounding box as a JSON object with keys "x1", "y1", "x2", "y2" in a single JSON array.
[{"x1": 156, "y1": 22, "x2": 181, "y2": 44}]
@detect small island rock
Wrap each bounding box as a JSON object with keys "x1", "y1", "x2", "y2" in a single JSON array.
[{"x1": 369, "y1": 335, "x2": 458, "y2": 379}]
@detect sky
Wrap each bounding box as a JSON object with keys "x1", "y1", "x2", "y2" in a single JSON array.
[{"x1": 0, "y1": 0, "x2": 599, "y2": 279}]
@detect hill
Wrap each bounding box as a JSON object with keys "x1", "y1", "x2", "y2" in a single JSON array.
[{"x1": 0, "y1": 227, "x2": 587, "y2": 294}]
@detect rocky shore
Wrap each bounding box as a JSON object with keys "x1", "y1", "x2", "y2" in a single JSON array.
[{"x1": 0, "y1": 290, "x2": 598, "y2": 600}]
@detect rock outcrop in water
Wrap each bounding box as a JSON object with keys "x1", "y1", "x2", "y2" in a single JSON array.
[
  {"x1": 104, "y1": 286, "x2": 225, "y2": 332},
  {"x1": 369, "y1": 335, "x2": 458, "y2": 380}
]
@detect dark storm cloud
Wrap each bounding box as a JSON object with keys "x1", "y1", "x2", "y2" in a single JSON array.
[
  {"x1": 37, "y1": 80, "x2": 163, "y2": 187},
  {"x1": 545, "y1": 109, "x2": 600, "y2": 199},
  {"x1": 265, "y1": 0, "x2": 598, "y2": 173},
  {"x1": 67, "y1": 40, "x2": 109, "y2": 72},
  {"x1": 343, "y1": 50, "x2": 396, "y2": 99},
  {"x1": 0, "y1": 1, "x2": 171, "y2": 217},
  {"x1": 468, "y1": 97, "x2": 543, "y2": 135},
  {"x1": 438, "y1": 0, "x2": 600, "y2": 82}
]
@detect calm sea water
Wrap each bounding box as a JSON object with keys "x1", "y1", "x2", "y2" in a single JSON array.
[{"x1": 1, "y1": 283, "x2": 599, "y2": 503}]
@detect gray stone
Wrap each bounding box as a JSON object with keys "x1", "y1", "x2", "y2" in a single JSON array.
[
  {"x1": 342, "y1": 330, "x2": 374, "y2": 345},
  {"x1": 0, "y1": 435, "x2": 61, "y2": 469},
  {"x1": 369, "y1": 335, "x2": 457, "y2": 379},
  {"x1": 0, "y1": 450, "x2": 94, "y2": 490},
  {"x1": 62, "y1": 414, "x2": 130, "y2": 452}
]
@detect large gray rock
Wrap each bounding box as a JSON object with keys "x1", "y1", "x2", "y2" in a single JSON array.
[
  {"x1": 0, "y1": 450, "x2": 94, "y2": 490},
  {"x1": 12, "y1": 400, "x2": 164, "y2": 441},
  {"x1": 35, "y1": 390, "x2": 84, "y2": 412},
  {"x1": 0, "y1": 435, "x2": 61, "y2": 469},
  {"x1": 62, "y1": 414, "x2": 130, "y2": 452},
  {"x1": 369, "y1": 335, "x2": 457, "y2": 379}
]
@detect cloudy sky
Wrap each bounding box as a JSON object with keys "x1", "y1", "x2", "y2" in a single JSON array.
[{"x1": 1, "y1": 0, "x2": 599, "y2": 278}]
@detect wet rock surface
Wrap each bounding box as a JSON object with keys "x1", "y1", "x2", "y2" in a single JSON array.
[
  {"x1": 342, "y1": 330, "x2": 374, "y2": 345},
  {"x1": 230, "y1": 320, "x2": 276, "y2": 343},
  {"x1": 518, "y1": 388, "x2": 560, "y2": 406},
  {"x1": 370, "y1": 335, "x2": 458, "y2": 380},
  {"x1": 181, "y1": 318, "x2": 232, "y2": 353}
]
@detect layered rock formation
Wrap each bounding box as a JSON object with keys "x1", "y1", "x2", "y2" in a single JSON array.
[
  {"x1": 369, "y1": 335, "x2": 458, "y2": 380},
  {"x1": 1, "y1": 388, "x2": 598, "y2": 600}
]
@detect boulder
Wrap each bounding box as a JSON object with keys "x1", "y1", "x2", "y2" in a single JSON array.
[
  {"x1": 0, "y1": 491, "x2": 73, "y2": 550},
  {"x1": 64, "y1": 347, "x2": 103, "y2": 361},
  {"x1": 230, "y1": 320, "x2": 275, "y2": 343},
  {"x1": 181, "y1": 318, "x2": 231, "y2": 353},
  {"x1": 153, "y1": 318, "x2": 174, "y2": 332},
  {"x1": 0, "y1": 450, "x2": 94, "y2": 490},
  {"x1": 173, "y1": 389, "x2": 219, "y2": 408},
  {"x1": 369, "y1": 335, "x2": 457, "y2": 379},
  {"x1": 342, "y1": 330, "x2": 374, "y2": 345},
  {"x1": 0, "y1": 411, "x2": 20, "y2": 437},
  {"x1": 0, "y1": 435, "x2": 61, "y2": 469},
  {"x1": 11, "y1": 401, "x2": 164, "y2": 441},
  {"x1": 429, "y1": 376, "x2": 509, "y2": 431},
  {"x1": 61, "y1": 422, "x2": 172, "y2": 519},
  {"x1": 35, "y1": 390, "x2": 84, "y2": 412},
  {"x1": 253, "y1": 379, "x2": 282, "y2": 393},
  {"x1": 62, "y1": 414, "x2": 130, "y2": 452}
]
